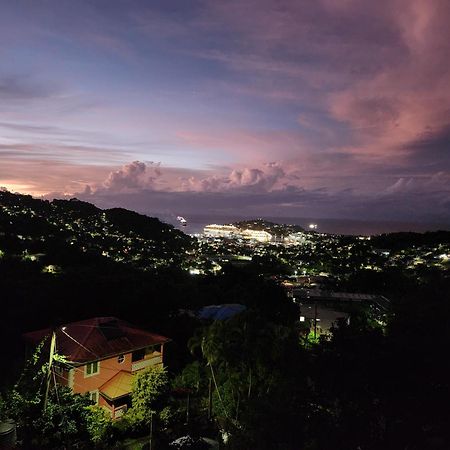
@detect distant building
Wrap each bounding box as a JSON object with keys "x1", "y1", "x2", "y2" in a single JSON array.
[
  {"x1": 299, "y1": 303, "x2": 350, "y2": 334},
  {"x1": 294, "y1": 289, "x2": 390, "y2": 311},
  {"x1": 284, "y1": 232, "x2": 308, "y2": 245},
  {"x1": 293, "y1": 289, "x2": 390, "y2": 336},
  {"x1": 203, "y1": 224, "x2": 272, "y2": 242},
  {"x1": 204, "y1": 224, "x2": 239, "y2": 238},
  {"x1": 241, "y1": 229, "x2": 272, "y2": 242},
  {"x1": 23, "y1": 317, "x2": 170, "y2": 419}
]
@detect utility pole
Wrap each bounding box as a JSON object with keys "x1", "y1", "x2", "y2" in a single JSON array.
[
  {"x1": 186, "y1": 391, "x2": 190, "y2": 425},
  {"x1": 149, "y1": 411, "x2": 154, "y2": 450},
  {"x1": 44, "y1": 331, "x2": 56, "y2": 410},
  {"x1": 314, "y1": 302, "x2": 318, "y2": 339},
  {"x1": 208, "y1": 378, "x2": 213, "y2": 420}
]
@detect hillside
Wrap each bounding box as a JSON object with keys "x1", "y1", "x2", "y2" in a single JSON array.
[
  {"x1": 0, "y1": 190, "x2": 193, "y2": 272},
  {"x1": 1, "y1": 191, "x2": 450, "y2": 449},
  {"x1": 232, "y1": 218, "x2": 305, "y2": 236},
  {"x1": 0, "y1": 191, "x2": 196, "y2": 383}
]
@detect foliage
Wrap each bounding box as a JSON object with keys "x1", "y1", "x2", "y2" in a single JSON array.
[
  {"x1": 159, "y1": 405, "x2": 176, "y2": 429},
  {"x1": 172, "y1": 361, "x2": 205, "y2": 393},
  {"x1": 126, "y1": 365, "x2": 169, "y2": 427},
  {"x1": 5, "y1": 340, "x2": 49, "y2": 439},
  {"x1": 187, "y1": 311, "x2": 309, "y2": 446},
  {"x1": 2, "y1": 342, "x2": 112, "y2": 449},
  {"x1": 32, "y1": 387, "x2": 92, "y2": 449},
  {"x1": 85, "y1": 405, "x2": 113, "y2": 445},
  {"x1": 2, "y1": 190, "x2": 450, "y2": 448},
  {"x1": 0, "y1": 394, "x2": 7, "y2": 421}
]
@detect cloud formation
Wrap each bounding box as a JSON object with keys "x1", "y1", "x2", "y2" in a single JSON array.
[
  {"x1": 71, "y1": 160, "x2": 450, "y2": 224},
  {"x1": 184, "y1": 162, "x2": 290, "y2": 193},
  {"x1": 101, "y1": 161, "x2": 162, "y2": 193},
  {"x1": 1, "y1": 0, "x2": 450, "y2": 224}
]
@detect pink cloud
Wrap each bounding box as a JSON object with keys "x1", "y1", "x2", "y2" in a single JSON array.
[
  {"x1": 326, "y1": 0, "x2": 450, "y2": 162},
  {"x1": 184, "y1": 162, "x2": 292, "y2": 193},
  {"x1": 78, "y1": 160, "x2": 302, "y2": 197},
  {"x1": 182, "y1": 0, "x2": 450, "y2": 173},
  {"x1": 102, "y1": 161, "x2": 161, "y2": 193}
]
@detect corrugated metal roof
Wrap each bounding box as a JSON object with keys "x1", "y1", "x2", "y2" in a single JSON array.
[
  {"x1": 23, "y1": 317, "x2": 170, "y2": 364},
  {"x1": 100, "y1": 370, "x2": 133, "y2": 401},
  {"x1": 198, "y1": 304, "x2": 246, "y2": 321}
]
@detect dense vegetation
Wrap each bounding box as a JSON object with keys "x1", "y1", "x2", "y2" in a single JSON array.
[{"x1": 1, "y1": 191, "x2": 449, "y2": 449}]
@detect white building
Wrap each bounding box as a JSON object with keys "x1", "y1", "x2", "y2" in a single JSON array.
[
  {"x1": 203, "y1": 224, "x2": 239, "y2": 238},
  {"x1": 241, "y1": 229, "x2": 272, "y2": 242},
  {"x1": 203, "y1": 224, "x2": 272, "y2": 242},
  {"x1": 285, "y1": 232, "x2": 308, "y2": 245}
]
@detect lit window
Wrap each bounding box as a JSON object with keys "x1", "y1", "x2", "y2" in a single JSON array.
[
  {"x1": 117, "y1": 354, "x2": 125, "y2": 364},
  {"x1": 85, "y1": 361, "x2": 99, "y2": 377}
]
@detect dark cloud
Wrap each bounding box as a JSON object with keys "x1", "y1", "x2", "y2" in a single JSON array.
[
  {"x1": 75, "y1": 180, "x2": 450, "y2": 224},
  {"x1": 404, "y1": 125, "x2": 450, "y2": 171}
]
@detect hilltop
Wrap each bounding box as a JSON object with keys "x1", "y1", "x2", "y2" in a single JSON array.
[
  {"x1": 232, "y1": 218, "x2": 305, "y2": 236},
  {"x1": 0, "y1": 190, "x2": 193, "y2": 272}
]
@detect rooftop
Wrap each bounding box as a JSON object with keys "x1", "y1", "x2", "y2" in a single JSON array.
[
  {"x1": 23, "y1": 317, "x2": 170, "y2": 364},
  {"x1": 100, "y1": 370, "x2": 134, "y2": 401}
]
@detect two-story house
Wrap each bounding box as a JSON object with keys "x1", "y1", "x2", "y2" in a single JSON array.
[{"x1": 23, "y1": 317, "x2": 170, "y2": 419}]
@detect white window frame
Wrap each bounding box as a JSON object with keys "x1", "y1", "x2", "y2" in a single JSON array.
[
  {"x1": 84, "y1": 361, "x2": 100, "y2": 377},
  {"x1": 89, "y1": 390, "x2": 99, "y2": 405}
]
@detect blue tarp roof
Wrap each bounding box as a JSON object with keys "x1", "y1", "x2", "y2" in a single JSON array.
[{"x1": 198, "y1": 304, "x2": 246, "y2": 321}]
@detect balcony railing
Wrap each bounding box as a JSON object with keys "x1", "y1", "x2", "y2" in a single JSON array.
[{"x1": 131, "y1": 354, "x2": 162, "y2": 372}]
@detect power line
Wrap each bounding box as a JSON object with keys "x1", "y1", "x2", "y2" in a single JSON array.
[{"x1": 60, "y1": 326, "x2": 99, "y2": 359}]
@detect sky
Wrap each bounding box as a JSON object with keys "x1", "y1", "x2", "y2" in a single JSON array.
[{"x1": 1, "y1": 0, "x2": 450, "y2": 224}]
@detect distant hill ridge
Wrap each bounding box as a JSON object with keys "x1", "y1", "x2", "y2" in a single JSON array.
[
  {"x1": 0, "y1": 190, "x2": 192, "y2": 271},
  {"x1": 230, "y1": 217, "x2": 450, "y2": 243},
  {"x1": 232, "y1": 218, "x2": 305, "y2": 236}
]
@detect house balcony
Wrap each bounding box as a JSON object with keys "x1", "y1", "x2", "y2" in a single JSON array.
[{"x1": 131, "y1": 353, "x2": 162, "y2": 372}]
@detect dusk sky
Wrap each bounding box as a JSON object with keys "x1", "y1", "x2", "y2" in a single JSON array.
[{"x1": 1, "y1": 0, "x2": 450, "y2": 223}]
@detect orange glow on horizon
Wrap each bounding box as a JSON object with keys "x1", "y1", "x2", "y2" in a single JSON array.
[{"x1": 0, "y1": 182, "x2": 48, "y2": 197}]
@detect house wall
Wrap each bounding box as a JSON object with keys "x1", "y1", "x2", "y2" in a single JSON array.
[
  {"x1": 50, "y1": 342, "x2": 166, "y2": 419},
  {"x1": 72, "y1": 352, "x2": 133, "y2": 395},
  {"x1": 55, "y1": 367, "x2": 70, "y2": 386},
  {"x1": 70, "y1": 344, "x2": 164, "y2": 396}
]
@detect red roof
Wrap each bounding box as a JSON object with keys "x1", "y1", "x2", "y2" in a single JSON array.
[{"x1": 23, "y1": 317, "x2": 170, "y2": 364}]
